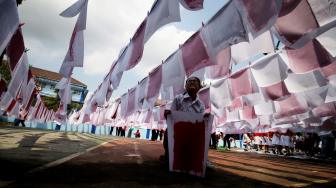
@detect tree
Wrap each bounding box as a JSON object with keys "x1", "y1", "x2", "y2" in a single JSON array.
[{"x1": 0, "y1": 60, "x2": 11, "y2": 84}]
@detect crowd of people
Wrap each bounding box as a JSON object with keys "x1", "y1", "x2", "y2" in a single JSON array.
[{"x1": 210, "y1": 130, "x2": 336, "y2": 160}]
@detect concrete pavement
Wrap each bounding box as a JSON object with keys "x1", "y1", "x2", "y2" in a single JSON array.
[{"x1": 0, "y1": 126, "x2": 336, "y2": 187}]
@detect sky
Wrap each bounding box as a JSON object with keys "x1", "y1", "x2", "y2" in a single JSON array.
[{"x1": 18, "y1": 0, "x2": 228, "y2": 100}]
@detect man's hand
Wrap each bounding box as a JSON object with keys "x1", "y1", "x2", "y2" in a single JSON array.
[{"x1": 164, "y1": 110, "x2": 171, "y2": 119}]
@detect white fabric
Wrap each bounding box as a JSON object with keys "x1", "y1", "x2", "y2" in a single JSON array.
[
  {"x1": 298, "y1": 86, "x2": 329, "y2": 108},
  {"x1": 0, "y1": 92, "x2": 12, "y2": 110},
  {"x1": 58, "y1": 79, "x2": 72, "y2": 105},
  {"x1": 60, "y1": 0, "x2": 87, "y2": 18},
  {"x1": 259, "y1": 115, "x2": 272, "y2": 125},
  {"x1": 59, "y1": 62, "x2": 73, "y2": 78},
  {"x1": 60, "y1": 29, "x2": 84, "y2": 71},
  {"x1": 144, "y1": 0, "x2": 180, "y2": 42},
  {"x1": 94, "y1": 79, "x2": 109, "y2": 106},
  {"x1": 296, "y1": 111, "x2": 312, "y2": 121},
  {"x1": 0, "y1": 0, "x2": 19, "y2": 54},
  {"x1": 59, "y1": 0, "x2": 88, "y2": 76},
  {"x1": 251, "y1": 53, "x2": 288, "y2": 87},
  {"x1": 254, "y1": 101, "x2": 275, "y2": 116},
  {"x1": 242, "y1": 92, "x2": 266, "y2": 106},
  {"x1": 284, "y1": 70, "x2": 327, "y2": 93},
  {"x1": 9, "y1": 101, "x2": 20, "y2": 117},
  {"x1": 161, "y1": 51, "x2": 185, "y2": 100},
  {"x1": 289, "y1": 19, "x2": 336, "y2": 49},
  {"x1": 55, "y1": 77, "x2": 68, "y2": 90},
  {"x1": 22, "y1": 78, "x2": 35, "y2": 109},
  {"x1": 211, "y1": 104, "x2": 225, "y2": 118},
  {"x1": 110, "y1": 44, "x2": 133, "y2": 89},
  {"x1": 316, "y1": 27, "x2": 336, "y2": 57},
  {"x1": 135, "y1": 77, "x2": 149, "y2": 110},
  {"x1": 308, "y1": 0, "x2": 336, "y2": 26},
  {"x1": 210, "y1": 78, "x2": 232, "y2": 109},
  {"x1": 200, "y1": 0, "x2": 248, "y2": 59},
  {"x1": 329, "y1": 75, "x2": 336, "y2": 87},
  {"x1": 231, "y1": 31, "x2": 275, "y2": 64},
  {"x1": 226, "y1": 109, "x2": 240, "y2": 122},
  {"x1": 137, "y1": 109, "x2": 149, "y2": 123},
  {"x1": 105, "y1": 100, "x2": 120, "y2": 120},
  {"x1": 97, "y1": 107, "x2": 107, "y2": 125},
  {"x1": 7, "y1": 53, "x2": 29, "y2": 98},
  {"x1": 325, "y1": 84, "x2": 336, "y2": 103},
  {"x1": 245, "y1": 118, "x2": 260, "y2": 130},
  {"x1": 152, "y1": 106, "x2": 161, "y2": 122},
  {"x1": 71, "y1": 30, "x2": 84, "y2": 67},
  {"x1": 119, "y1": 93, "x2": 128, "y2": 118}
]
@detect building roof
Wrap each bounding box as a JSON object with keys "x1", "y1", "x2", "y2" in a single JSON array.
[{"x1": 30, "y1": 67, "x2": 87, "y2": 87}]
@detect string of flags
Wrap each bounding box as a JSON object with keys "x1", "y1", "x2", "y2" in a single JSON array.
[{"x1": 1, "y1": 0, "x2": 336, "y2": 134}]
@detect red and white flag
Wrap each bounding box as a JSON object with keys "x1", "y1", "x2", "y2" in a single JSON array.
[
  {"x1": 0, "y1": 0, "x2": 19, "y2": 54},
  {"x1": 166, "y1": 111, "x2": 213, "y2": 177}
]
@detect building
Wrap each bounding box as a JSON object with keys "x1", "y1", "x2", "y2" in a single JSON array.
[{"x1": 30, "y1": 67, "x2": 88, "y2": 104}]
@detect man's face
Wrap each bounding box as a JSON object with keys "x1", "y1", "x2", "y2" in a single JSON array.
[{"x1": 185, "y1": 77, "x2": 201, "y2": 94}]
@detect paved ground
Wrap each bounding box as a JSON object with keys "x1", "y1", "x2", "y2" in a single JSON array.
[{"x1": 0, "y1": 126, "x2": 336, "y2": 187}]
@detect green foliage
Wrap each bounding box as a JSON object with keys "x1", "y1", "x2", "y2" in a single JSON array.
[
  {"x1": 0, "y1": 61, "x2": 11, "y2": 84},
  {"x1": 41, "y1": 95, "x2": 60, "y2": 111},
  {"x1": 41, "y1": 91, "x2": 83, "y2": 114}
]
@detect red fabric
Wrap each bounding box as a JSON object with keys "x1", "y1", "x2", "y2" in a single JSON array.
[
  {"x1": 159, "y1": 105, "x2": 165, "y2": 121},
  {"x1": 230, "y1": 69, "x2": 253, "y2": 98},
  {"x1": 253, "y1": 133, "x2": 266, "y2": 137},
  {"x1": 206, "y1": 47, "x2": 231, "y2": 78},
  {"x1": 286, "y1": 40, "x2": 333, "y2": 73},
  {"x1": 181, "y1": 32, "x2": 212, "y2": 76},
  {"x1": 181, "y1": 0, "x2": 204, "y2": 10},
  {"x1": 321, "y1": 62, "x2": 336, "y2": 78},
  {"x1": 229, "y1": 97, "x2": 243, "y2": 111},
  {"x1": 68, "y1": 26, "x2": 78, "y2": 61},
  {"x1": 275, "y1": 0, "x2": 318, "y2": 44},
  {"x1": 263, "y1": 81, "x2": 290, "y2": 101},
  {"x1": 313, "y1": 102, "x2": 336, "y2": 118},
  {"x1": 146, "y1": 65, "x2": 162, "y2": 100},
  {"x1": 127, "y1": 18, "x2": 147, "y2": 70},
  {"x1": 5, "y1": 99, "x2": 16, "y2": 113},
  {"x1": 6, "y1": 27, "x2": 24, "y2": 71},
  {"x1": 173, "y1": 121, "x2": 205, "y2": 175},
  {"x1": 111, "y1": 103, "x2": 119, "y2": 119},
  {"x1": 144, "y1": 109, "x2": 152, "y2": 123},
  {"x1": 240, "y1": 0, "x2": 277, "y2": 32},
  {"x1": 275, "y1": 94, "x2": 308, "y2": 118},
  {"x1": 25, "y1": 89, "x2": 36, "y2": 111},
  {"x1": 241, "y1": 106, "x2": 257, "y2": 120},
  {"x1": 34, "y1": 102, "x2": 42, "y2": 119},
  {"x1": 198, "y1": 87, "x2": 210, "y2": 110}
]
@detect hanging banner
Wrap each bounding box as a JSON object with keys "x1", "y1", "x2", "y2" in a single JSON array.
[{"x1": 166, "y1": 111, "x2": 213, "y2": 177}]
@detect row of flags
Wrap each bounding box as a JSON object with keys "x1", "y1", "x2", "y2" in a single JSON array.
[
  {"x1": 73, "y1": 0, "x2": 336, "y2": 134},
  {"x1": 1, "y1": 0, "x2": 335, "y2": 134},
  {"x1": 0, "y1": 0, "x2": 56, "y2": 124},
  {"x1": 56, "y1": 0, "x2": 89, "y2": 121}
]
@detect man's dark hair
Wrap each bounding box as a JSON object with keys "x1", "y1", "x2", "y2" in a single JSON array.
[{"x1": 186, "y1": 76, "x2": 202, "y2": 87}]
